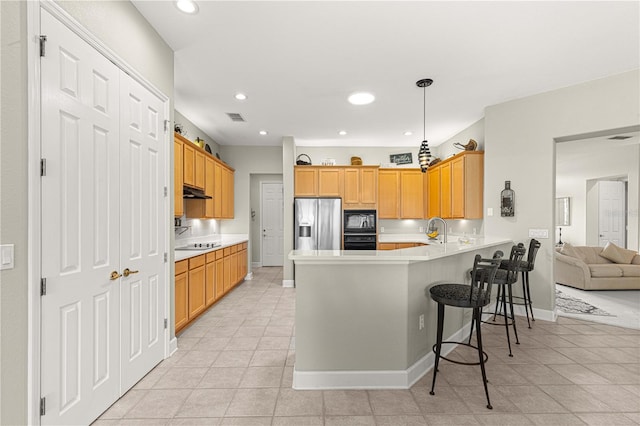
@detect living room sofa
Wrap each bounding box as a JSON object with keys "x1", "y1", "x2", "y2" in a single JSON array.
[{"x1": 554, "y1": 243, "x2": 640, "y2": 290}]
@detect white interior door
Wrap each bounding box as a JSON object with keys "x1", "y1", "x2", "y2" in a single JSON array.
[
  {"x1": 262, "y1": 183, "x2": 284, "y2": 266},
  {"x1": 119, "y1": 74, "x2": 166, "y2": 391},
  {"x1": 40, "y1": 9, "x2": 121, "y2": 424},
  {"x1": 598, "y1": 180, "x2": 626, "y2": 247}
]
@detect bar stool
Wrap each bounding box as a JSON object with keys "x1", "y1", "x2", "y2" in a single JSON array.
[
  {"x1": 500, "y1": 239, "x2": 541, "y2": 328},
  {"x1": 478, "y1": 244, "x2": 527, "y2": 357},
  {"x1": 429, "y1": 254, "x2": 502, "y2": 409}
]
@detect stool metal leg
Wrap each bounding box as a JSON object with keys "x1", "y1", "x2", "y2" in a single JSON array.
[
  {"x1": 430, "y1": 303, "x2": 445, "y2": 396},
  {"x1": 525, "y1": 271, "x2": 535, "y2": 323},
  {"x1": 501, "y1": 284, "x2": 513, "y2": 357},
  {"x1": 507, "y1": 283, "x2": 520, "y2": 345},
  {"x1": 521, "y1": 271, "x2": 531, "y2": 328},
  {"x1": 474, "y1": 306, "x2": 492, "y2": 409}
]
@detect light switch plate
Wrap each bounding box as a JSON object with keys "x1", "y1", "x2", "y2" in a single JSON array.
[
  {"x1": 487, "y1": 207, "x2": 494, "y2": 217},
  {"x1": 528, "y1": 229, "x2": 549, "y2": 239},
  {"x1": 1, "y1": 244, "x2": 14, "y2": 270}
]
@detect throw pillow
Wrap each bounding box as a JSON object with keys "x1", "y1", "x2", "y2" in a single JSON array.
[
  {"x1": 560, "y1": 243, "x2": 584, "y2": 261},
  {"x1": 600, "y1": 241, "x2": 637, "y2": 264}
]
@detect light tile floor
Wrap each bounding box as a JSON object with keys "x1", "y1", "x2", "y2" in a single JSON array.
[{"x1": 95, "y1": 267, "x2": 640, "y2": 425}]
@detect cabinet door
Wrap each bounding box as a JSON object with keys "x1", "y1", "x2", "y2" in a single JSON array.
[
  {"x1": 174, "y1": 137, "x2": 184, "y2": 217},
  {"x1": 360, "y1": 168, "x2": 378, "y2": 204},
  {"x1": 205, "y1": 157, "x2": 215, "y2": 218},
  {"x1": 440, "y1": 163, "x2": 452, "y2": 219},
  {"x1": 215, "y1": 258, "x2": 224, "y2": 298},
  {"x1": 294, "y1": 167, "x2": 318, "y2": 196},
  {"x1": 175, "y1": 271, "x2": 188, "y2": 333},
  {"x1": 318, "y1": 168, "x2": 343, "y2": 197},
  {"x1": 223, "y1": 254, "x2": 232, "y2": 292},
  {"x1": 378, "y1": 170, "x2": 400, "y2": 219},
  {"x1": 214, "y1": 162, "x2": 223, "y2": 218},
  {"x1": 451, "y1": 156, "x2": 465, "y2": 218},
  {"x1": 205, "y1": 260, "x2": 216, "y2": 307},
  {"x1": 343, "y1": 168, "x2": 360, "y2": 204},
  {"x1": 378, "y1": 243, "x2": 397, "y2": 250},
  {"x1": 183, "y1": 142, "x2": 195, "y2": 187},
  {"x1": 463, "y1": 152, "x2": 484, "y2": 219},
  {"x1": 400, "y1": 170, "x2": 424, "y2": 219},
  {"x1": 188, "y1": 264, "x2": 206, "y2": 319},
  {"x1": 427, "y1": 168, "x2": 441, "y2": 218},
  {"x1": 195, "y1": 151, "x2": 205, "y2": 189},
  {"x1": 221, "y1": 167, "x2": 234, "y2": 218},
  {"x1": 230, "y1": 251, "x2": 239, "y2": 286}
]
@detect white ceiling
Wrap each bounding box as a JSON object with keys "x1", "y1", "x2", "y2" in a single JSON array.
[{"x1": 132, "y1": 1, "x2": 639, "y2": 148}]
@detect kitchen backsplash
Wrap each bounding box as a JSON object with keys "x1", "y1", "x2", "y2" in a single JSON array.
[
  {"x1": 379, "y1": 218, "x2": 483, "y2": 236},
  {"x1": 175, "y1": 216, "x2": 220, "y2": 242}
]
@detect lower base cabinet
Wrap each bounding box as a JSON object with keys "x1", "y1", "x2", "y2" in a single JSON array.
[
  {"x1": 175, "y1": 242, "x2": 248, "y2": 334},
  {"x1": 378, "y1": 242, "x2": 427, "y2": 250}
]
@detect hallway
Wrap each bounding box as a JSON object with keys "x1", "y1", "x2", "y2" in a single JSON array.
[{"x1": 95, "y1": 267, "x2": 640, "y2": 425}]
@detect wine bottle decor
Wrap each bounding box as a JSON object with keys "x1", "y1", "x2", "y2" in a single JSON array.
[{"x1": 501, "y1": 181, "x2": 515, "y2": 217}]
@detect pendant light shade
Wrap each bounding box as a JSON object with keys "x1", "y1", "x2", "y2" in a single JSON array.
[{"x1": 416, "y1": 78, "x2": 433, "y2": 173}]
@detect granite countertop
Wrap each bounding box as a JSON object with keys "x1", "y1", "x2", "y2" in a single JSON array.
[
  {"x1": 174, "y1": 234, "x2": 248, "y2": 262},
  {"x1": 289, "y1": 237, "x2": 511, "y2": 264}
]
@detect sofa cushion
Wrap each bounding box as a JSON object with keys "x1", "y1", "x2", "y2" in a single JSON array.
[
  {"x1": 619, "y1": 265, "x2": 640, "y2": 277},
  {"x1": 601, "y1": 241, "x2": 638, "y2": 264},
  {"x1": 589, "y1": 264, "x2": 623, "y2": 278},
  {"x1": 577, "y1": 246, "x2": 612, "y2": 264},
  {"x1": 560, "y1": 243, "x2": 586, "y2": 262},
  {"x1": 632, "y1": 255, "x2": 640, "y2": 265}
]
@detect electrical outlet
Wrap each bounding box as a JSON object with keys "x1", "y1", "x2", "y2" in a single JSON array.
[
  {"x1": 419, "y1": 226, "x2": 424, "y2": 233},
  {"x1": 419, "y1": 314, "x2": 424, "y2": 330},
  {"x1": 380, "y1": 226, "x2": 385, "y2": 233}
]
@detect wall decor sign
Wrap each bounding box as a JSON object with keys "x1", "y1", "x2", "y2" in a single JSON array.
[{"x1": 390, "y1": 152, "x2": 413, "y2": 165}]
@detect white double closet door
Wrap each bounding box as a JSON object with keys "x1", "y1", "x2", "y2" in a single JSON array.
[{"x1": 40, "y1": 9, "x2": 167, "y2": 425}]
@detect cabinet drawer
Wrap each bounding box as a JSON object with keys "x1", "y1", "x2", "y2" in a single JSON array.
[
  {"x1": 206, "y1": 251, "x2": 217, "y2": 263},
  {"x1": 189, "y1": 254, "x2": 206, "y2": 269},
  {"x1": 231, "y1": 244, "x2": 238, "y2": 254},
  {"x1": 175, "y1": 259, "x2": 189, "y2": 275},
  {"x1": 216, "y1": 249, "x2": 224, "y2": 260},
  {"x1": 242, "y1": 242, "x2": 248, "y2": 250},
  {"x1": 224, "y1": 247, "x2": 232, "y2": 257}
]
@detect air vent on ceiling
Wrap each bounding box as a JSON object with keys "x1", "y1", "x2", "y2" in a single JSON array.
[
  {"x1": 226, "y1": 112, "x2": 245, "y2": 122},
  {"x1": 608, "y1": 135, "x2": 632, "y2": 140}
]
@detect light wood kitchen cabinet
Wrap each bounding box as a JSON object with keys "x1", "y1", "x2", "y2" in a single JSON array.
[
  {"x1": 176, "y1": 242, "x2": 248, "y2": 334},
  {"x1": 378, "y1": 170, "x2": 400, "y2": 218},
  {"x1": 194, "y1": 151, "x2": 205, "y2": 189},
  {"x1": 378, "y1": 242, "x2": 427, "y2": 250},
  {"x1": 294, "y1": 167, "x2": 318, "y2": 196},
  {"x1": 427, "y1": 167, "x2": 441, "y2": 218},
  {"x1": 174, "y1": 260, "x2": 189, "y2": 333},
  {"x1": 182, "y1": 139, "x2": 203, "y2": 189},
  {"x1": 400, "y1": 169, "x2": 425, "y2": 219},
  {"x1": 378, "y1": 169, "x2": 425, "y2": 219},
  {"x1": 188, "y1": 255, "x2": 206, "y2": 319},
  {"x1": 426, "y1": 151, "x2": 484, "y2": 219},
  {"x1": 205, "y1": 157, "x2": 215, "y2": 217},
  {"x1": 440, "y1": 162, "x2": 452, "y2": 219},
  {"x1": 174, "y1": 136, "x2": 184, "y2": 217},
  {"x1": 318, "y1": 168, "x2": 343, "y2": 197},
  {"x1": 214, "y1": 162, "x2": 223, "y2": 217},
  {"x1": 343, "y1": 166, "x2": 378, "y2": 209},
  {"x1": 222, "y1": 166, "x2": 234, "y2": 218}
]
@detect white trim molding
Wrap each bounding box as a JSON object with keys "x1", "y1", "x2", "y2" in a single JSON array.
[{"x1": 282, "y1": 279, "x2": 295, "y2": 288}]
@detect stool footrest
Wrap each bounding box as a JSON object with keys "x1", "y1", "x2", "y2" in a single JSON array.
[{"x1": 432, "y1": 341, "x2": 489, "y2": 366}]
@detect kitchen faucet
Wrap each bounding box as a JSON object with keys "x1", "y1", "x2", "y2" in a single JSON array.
[{"x1": 427, "y1": 217, "x2": 447, "y2": 244}]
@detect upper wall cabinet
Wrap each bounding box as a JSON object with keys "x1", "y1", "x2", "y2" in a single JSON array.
[
  {"x1": 176, "y1": 133, "x2": 235, "y2": 219},
  {"x1": 294, "y1": 166, "x2": 344, "y2": 198},
  {"x1": 378, "y1": 168, "x2": 425, "y2": 219},
  {"x1": 343, "y1": 166, "x2": 378, "y2": 209},
  {"x1": 429, "y1": 151, "x2": 484, "y2": 219}
]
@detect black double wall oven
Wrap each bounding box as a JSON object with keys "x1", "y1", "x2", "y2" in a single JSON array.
[{"x1": 343, "y1": 210, "x2": 377, "y2": 250}]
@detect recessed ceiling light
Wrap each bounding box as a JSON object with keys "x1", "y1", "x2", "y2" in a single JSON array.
[
  {"x1": 404, "y1": 131, "x2": 413, "y2": 136},
  {"x1": 348, "y1": 92, "x2": 375, "y2": 105},
  {"x1": 234, "y1": 93, "x2": 247, "y2": 101},
  {"x1": 175, "y1": 0, "x2": 199, "y2": 14},
  {"x1": 259, "y1": 130, "x2": 268, "y2": 135},
  {"x1": 338, "y1": 130, "x2": 347, "y2": 136}
]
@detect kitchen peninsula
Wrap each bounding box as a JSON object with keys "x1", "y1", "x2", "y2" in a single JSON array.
[{"x1": 289, "y1": 237, "x2": 512, "y2": 389}]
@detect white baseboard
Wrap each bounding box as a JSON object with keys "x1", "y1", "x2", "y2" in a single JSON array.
[
  {"x1": 283, "y1": 279, "x2": 295, "y2": 288},
  {"x1": 245, "y1": 272, "x2": 253, "y2": 281},
  {"x1": 168, "y1": 337, "x2": 178, "y2": 357},
  {"x1": 252, "y1": 262, "x2": 262, "y2": 268},
  {"x1": 293, "y1": 320, "x2": 471, "y2": 390}
]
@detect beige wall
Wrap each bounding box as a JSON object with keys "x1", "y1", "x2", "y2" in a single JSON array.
[
  {"x1": 0, "y1": 2, "x2": 173, "y2": 423},
  {"x1": 484, "y1": 70, "x2": 640, "y2": 313}
]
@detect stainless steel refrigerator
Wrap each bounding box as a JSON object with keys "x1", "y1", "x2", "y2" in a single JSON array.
[{"x1": 294, "y1": 197, "x2": 342, "y2": 250}]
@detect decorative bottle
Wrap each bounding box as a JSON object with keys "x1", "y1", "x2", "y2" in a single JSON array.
[{"x1": 501, "y1": 181, "x2": 515, "y2": 217}]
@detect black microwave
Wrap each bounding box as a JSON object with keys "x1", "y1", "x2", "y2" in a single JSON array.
[{"x1": 343, "y1": 210, "x2": 377, "y2": 234}]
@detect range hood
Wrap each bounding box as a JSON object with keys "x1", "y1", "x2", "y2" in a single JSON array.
[{"x1": 183, "y1": 186, "x2": 212, "y2": 199}]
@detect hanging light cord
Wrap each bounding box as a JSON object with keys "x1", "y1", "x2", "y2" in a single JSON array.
[{"x1": 423, "y1": 84, "x2": 426, "y2": 141}]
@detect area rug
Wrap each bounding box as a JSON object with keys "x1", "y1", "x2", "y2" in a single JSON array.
[{"x1": 555, "y1": 289, "x2": 615, "y2": 316}]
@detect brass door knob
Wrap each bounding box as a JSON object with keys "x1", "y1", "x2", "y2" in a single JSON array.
[
  {"x1": 123, "y1": 268, "x2": 139, "y2": 277},
  {"x1": 110, "y1": 271, "x2": 122, "y2": 280}
]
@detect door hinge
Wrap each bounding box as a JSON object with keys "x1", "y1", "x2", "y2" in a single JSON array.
[
  {"x1": 164, "y1": 253, "x2": 168, "y2": 263},
  {"x1": 39, "y1": 35, "x2": 47, "y2": 57},
  {"x1": 40, "y1": 397, "x2": 46, "y2": 416},
  {"x1": 164, "y1": 120, "x2": 169, "y2": 132},
  {"x1": 40, "y1": 158, "x2": 46, "y2": 177},
  {"x1": 164, "y1": 318, "x2": 168, "y2": 329},
  {"x1": 164, "y1": 186, "x2": 168, "y2": 197},
  {"x1": 40, "y1": 278, "x2": 47, "y2": 296}
]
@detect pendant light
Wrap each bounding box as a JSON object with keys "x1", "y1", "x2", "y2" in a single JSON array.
[{"x1": 417, "y1": 78, "x2": 433, "y2": 173}]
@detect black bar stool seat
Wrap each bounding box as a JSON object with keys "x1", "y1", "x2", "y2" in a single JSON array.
[{"x1": 428, "y1": 254, "x2": 502, "y2": 410}]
